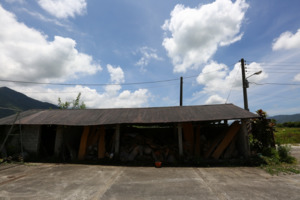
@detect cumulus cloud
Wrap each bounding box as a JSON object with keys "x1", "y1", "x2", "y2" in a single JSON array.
[
  {"x1": 197, "y1": 62, "x2": 267, "y2": 94},
  {"x1": 205, "y1": 95, "x2": 226, "y2": 104},
  {"x1": 135, "y1": 47, "x2": 163, "y2": 71},
  {"x1": 38, "y1": 0, "x2": 87, "y2": 19},
  {"x1": 294, "y1": 73, "x2": 300, "y2": 82},
  {"x1": 0, "y1": 5, "x2": 101, "y2": 83},
  {"x1": 272, "y1": 29, "x2": 300, "y2": 51},
  {"x1": 196, "y1": 61, "x2": 267, "y2": 104},
  {"x1": 107, "y1": 64, "x2": 124, "y2": 84},
  {"x1": 162, "y1": 0, "x2": 248, "y2": 73}
]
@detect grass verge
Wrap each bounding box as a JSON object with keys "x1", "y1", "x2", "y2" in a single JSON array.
[{"x1": 275, "y1": 127, "x2": 300, "y2": 144}]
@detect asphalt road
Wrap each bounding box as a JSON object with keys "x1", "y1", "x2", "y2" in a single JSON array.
[{"x1": 0, "y1": 146, "x2": 299, "y2": 200}]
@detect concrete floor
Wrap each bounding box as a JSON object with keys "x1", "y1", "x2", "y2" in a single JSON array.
[{"x1": 0, "y1": 146, "x2": 299, "y2": 200}]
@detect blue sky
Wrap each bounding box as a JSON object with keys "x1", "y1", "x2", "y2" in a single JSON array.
[{"x1": 0, "y1": 0, "x2": 300, "y2": 116}]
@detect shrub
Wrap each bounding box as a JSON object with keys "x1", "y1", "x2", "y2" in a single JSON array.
[
  {"x1": 277, "y1": 145, "x2": 296, "y2": 164},
  {"x1": 250, "y1": 109, "x2": 275, "y2": 153}
]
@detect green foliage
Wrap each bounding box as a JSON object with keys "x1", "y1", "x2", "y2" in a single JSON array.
[
  {"x1": 277, "y1": 145, "x2": 296, "y2": 163},
  {"x1": 250, "y1": 110, "x2": 299, "y2": 175},
  {"x1": 258, "y1": 145, "x2": 299, "y2": 175},
  {"x1": 58, "y1": 93, "x2": 86, "y2": 109},
  {"x1": 250, "y1": 109, "x2": 275, "y2": 153}
]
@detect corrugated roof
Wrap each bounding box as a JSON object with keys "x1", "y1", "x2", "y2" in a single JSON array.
[{"x1": 0, "y1": 104, "x2": 257, "y2": 126}]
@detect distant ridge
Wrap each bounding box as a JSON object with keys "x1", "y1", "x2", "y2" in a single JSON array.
[
  {"x1": 0, "y1": 87, "x2": 58, "y2": 118},
  {"x1": 270, "y1": 113, "x2": 300, "y2": 124}
]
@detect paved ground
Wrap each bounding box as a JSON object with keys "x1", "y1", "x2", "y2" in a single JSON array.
[{"x1": 0, "y1": 146, "x2": 299, "y2": 200}]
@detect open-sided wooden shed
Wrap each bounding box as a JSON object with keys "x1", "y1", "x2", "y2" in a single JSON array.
[{"x1": 0, "y1": 104, "x2": 257, "y2": 163}]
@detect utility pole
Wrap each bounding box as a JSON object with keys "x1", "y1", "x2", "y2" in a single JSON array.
[
  {"x1": 180, "y1": 76, "x2": 183, "y2": 106},
  {"x1": 241, "y1": 58, "x2": 249, "y2": 111}
]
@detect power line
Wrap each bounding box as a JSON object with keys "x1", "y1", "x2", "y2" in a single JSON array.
[
  {"x1": 0, "y1": 69, "x2": 223, "y2": 87},
  {"x1": 249, "y1": 82, "x2": 300, "y2": 86},
  {"x1": 225, "y1": 66, "x2": 240, "y2": 104},
  {"x1": 0, "y1": 78, "x2": 179, "y2": 86}
]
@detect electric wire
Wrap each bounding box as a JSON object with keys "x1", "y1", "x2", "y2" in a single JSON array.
[
  {"x1": 249, "y1": 82, "x2": 300, "y2": 86},
  {"x1": 225, "y1": 65, "x2": 240, "y2": 104}
]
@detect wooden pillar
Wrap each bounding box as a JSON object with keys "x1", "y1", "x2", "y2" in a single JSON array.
[
  {"x1": 238, "y1": 119, "x2": 250, "y2": 158},
  {"x1": 98, "y1": 126, "x2": 106, "y2": 159},
  {"x1": 178, "y1": 123, "x2": 183, "y2": 158},
  {"x1": 114, "y1": 125, "x2": 120, "y2": 158},
  {"x1": 78, "y1": 126, "x2": 90, "y2": 160}
]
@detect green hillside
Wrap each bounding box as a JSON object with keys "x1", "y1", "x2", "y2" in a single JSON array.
[
  {"x1": 270, "y1": 114, "x2": 300, "y2": 124},
  {"x1": 0, "y1": 87, "x2": 57, "y2": 118}
]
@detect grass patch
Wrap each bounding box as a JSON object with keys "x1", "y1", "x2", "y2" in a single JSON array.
[
  {"x1": 274, "y1": 127, "x2": 300, "y2": 144},
  {"x1": 261, "y1": 163, "x2": 300, "y2": 175},
  {"x1": 257, "y1": 145, "x2": 300, "y2": 175}
]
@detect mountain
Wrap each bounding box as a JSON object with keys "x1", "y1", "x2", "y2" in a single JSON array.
[
  {"x1": 0, "y1": 87, "x2": 58, "y2": 118},
  {"x1": 270, "y1": 114, "x2": 300, "y2": 124}
]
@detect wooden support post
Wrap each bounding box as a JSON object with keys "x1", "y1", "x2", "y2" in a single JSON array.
[
  {"x1": 98, "y1": 126, "x2": 106, "y2": 159},
  {"x1": 114, "y1": 125, "x2": 120, "y2": 158},
  {"x1": 178, "y1": 123, "x2": 183, "y2": 158},
  {"x1": 78, "y1": 126, "x2": 90, "y2": 160}
]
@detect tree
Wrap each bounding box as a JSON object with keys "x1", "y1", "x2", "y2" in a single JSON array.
[{"x1": 58, "y1": 92, "x2": 86, "y2": 109}]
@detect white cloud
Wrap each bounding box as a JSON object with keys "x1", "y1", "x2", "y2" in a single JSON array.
[
  {"x1": 107, "y1": 64, "x2": 124, "y2": 84},
  {"x1": 197, "y1": 61, "x2": 267, "y2": 94},
  {"x1": 196, "y1": 62, "x2": 229, "y2": 93},
  {"x1": 162, "y1": 0, "x2": 248, "y2": 73},
  {"x1": 196, "y1": 61, "x2": 268, "y2": 105},
  {"x1": 272, "y1": 29, "x2": 300, "y2": 51},
  {"x1": 294, "y1": 73, "x2": 300, "y2": 82},
  {"x1": 38, "y1": 0, "x2": 87, "y2": 19},
  {"x1": 135, "y1": 47, "x2": 163, "y2": 71},
  {"x1": 0, "y1": 5, "x2": 101, "y2": 83},
  {"x1": 205, "y1": 95, "x2": 226, "y2": 104}
]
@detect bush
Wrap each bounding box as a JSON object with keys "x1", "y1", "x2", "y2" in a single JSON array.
[
  {"x1": 250, "y1": 109, "x2": 275, "y2": 153},
  {"x1": 277, "y1": 145, "x2": 296, "y2": 164}
]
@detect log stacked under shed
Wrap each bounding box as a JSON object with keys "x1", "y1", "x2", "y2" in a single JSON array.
[{"x1": 76, "y1": 121, "x2": 242, "y2": 164}]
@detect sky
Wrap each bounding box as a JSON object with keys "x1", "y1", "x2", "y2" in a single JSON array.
[{"x1": 0, "y1": 0, "x2": 300, "y2": 116}]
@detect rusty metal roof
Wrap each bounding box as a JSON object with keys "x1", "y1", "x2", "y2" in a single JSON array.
[{"x1": 0, "y1": 104, "x2": 257, "y2": 126}]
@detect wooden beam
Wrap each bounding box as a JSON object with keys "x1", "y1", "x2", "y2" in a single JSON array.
[
  {"x1": 212, "y1": 121, "x2": 241, "y2": 159},
  {"x1": 78, "y1": 126, "x2": 90, "y2": 160},
  {"x1": 178, "y1": 123, "x2": 183, "y2": 158},
  {"x1": 98, "y1": 126, "x2": 106, "y2": 159}
]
